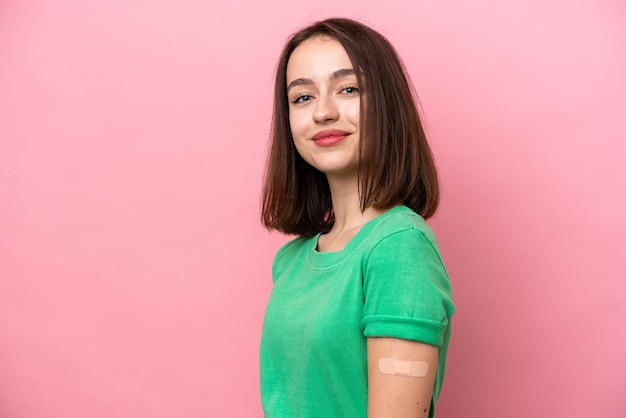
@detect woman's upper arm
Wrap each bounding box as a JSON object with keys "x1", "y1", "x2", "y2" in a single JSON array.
[{"x1": 367, "y1": 337, "x2": 438, "y2": 418}]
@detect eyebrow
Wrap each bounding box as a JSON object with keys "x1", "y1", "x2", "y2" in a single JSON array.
[{"x1": 287, "y1": 68, "x2": 356, "y2": 92}]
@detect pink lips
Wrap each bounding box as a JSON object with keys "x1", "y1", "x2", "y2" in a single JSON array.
[{"x1": 312, "y1": 130, "x2": 350, "y2": 147}]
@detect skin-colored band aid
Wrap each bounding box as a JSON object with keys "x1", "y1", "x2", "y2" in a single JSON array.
[{"x1": 378, "y1": 357, "x2": 429, "y2": 377}]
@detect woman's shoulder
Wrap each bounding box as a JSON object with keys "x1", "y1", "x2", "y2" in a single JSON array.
[
  {"x1": 274, "y1": 235, "x2": 310, "y2": 258},
  {"x1": 368, "y1": 206, "x2": 439, "y2": 249},
  {"x1": 363, "y1": 207, "x2": 450, "y2": 283},
  {"x1": 270, "y1": 235, "x2": 313, "y2": 277}
]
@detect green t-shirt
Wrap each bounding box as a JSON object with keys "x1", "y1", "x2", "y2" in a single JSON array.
[{"x1": 260, "y1": 206, "x2": 455, "y2": 417}]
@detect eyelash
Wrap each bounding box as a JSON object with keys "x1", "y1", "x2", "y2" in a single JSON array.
[
  {"x1": 291, "y1": 85, "x2": 360, "y2": 104},
  {"x1": 292, "y1": 94, "x2": 312, "y2": 104},
  {"x1": 341, "y1": 85, "x2": 359, "y2": 95}
]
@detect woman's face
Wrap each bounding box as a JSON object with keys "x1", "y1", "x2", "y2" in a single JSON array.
[{"x1": 286, "y1": 36, "x2": 361, "y2": 179}]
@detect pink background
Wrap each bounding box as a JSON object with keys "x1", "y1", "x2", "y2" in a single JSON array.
[{"x1": 1, "y1": 0, "x2": 625, "y2": 417}]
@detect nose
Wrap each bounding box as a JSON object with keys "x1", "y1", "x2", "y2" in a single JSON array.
[{"x1": 312, "y1": 93, "x2": 339, "y2": 123}]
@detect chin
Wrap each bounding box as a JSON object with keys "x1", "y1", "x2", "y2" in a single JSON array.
[{"x1": 317, "y1": 165, "x2": 359, "y2": 178}]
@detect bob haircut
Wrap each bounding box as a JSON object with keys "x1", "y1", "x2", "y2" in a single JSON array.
[{"x1": 262, "y1": 17, "x2": 440, "y2": 237}]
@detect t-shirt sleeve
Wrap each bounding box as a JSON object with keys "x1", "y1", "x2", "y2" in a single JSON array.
[{"x1": 360, "y1": 227, "x2": 455, "y2": 347}]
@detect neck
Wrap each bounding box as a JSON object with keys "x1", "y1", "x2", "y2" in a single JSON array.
[{"x1": 326, "y1": 174, "x2": 384, "y2": 233}]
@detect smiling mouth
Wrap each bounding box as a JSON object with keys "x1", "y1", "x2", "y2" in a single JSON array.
[{"x1": 312, "y1": 130, "x2": 350, "y2": 147}]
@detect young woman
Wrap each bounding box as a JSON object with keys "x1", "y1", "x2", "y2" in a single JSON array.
[{"x1": 260, "y1": 18, "x2": 455, "y2": 418}]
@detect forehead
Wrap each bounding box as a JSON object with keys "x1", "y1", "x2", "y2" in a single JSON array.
[{"x1": 286, "y1": 36, "x2": 354, "y2": 82}]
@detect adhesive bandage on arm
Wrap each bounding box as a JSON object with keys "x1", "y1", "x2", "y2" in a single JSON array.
[{"x1": 378, "y1": 357, "x2": 429, "y2": 377}]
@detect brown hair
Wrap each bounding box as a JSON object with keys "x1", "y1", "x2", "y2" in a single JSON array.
[{"x1": 261, "y1": 18, "x2": 440, "y2": 237}]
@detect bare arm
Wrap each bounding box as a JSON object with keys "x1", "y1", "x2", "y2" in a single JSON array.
[{"x1": 367, "y1": 337, "x2": 438, "y2": 417}]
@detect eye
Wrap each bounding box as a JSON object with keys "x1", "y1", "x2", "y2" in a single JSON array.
[
  {"x1": 340, "y1": 86, "x2": 360, "y2": 95},
  {"x1": 292, "y1": 94, "x2": 313, "y2": 104}
]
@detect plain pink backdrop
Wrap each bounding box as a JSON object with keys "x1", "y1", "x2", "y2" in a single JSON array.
[{"x1": 1, "y1": 0, "x2": 625, "y2": 417}]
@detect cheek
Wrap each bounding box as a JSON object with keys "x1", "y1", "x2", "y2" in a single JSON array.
[
  {"x1": 288, "y1": 111, "x2": 306, "y2": 139},
  {"x1": 287, "y1": 113, "x2": 306, "y2": 155},
  {"x1": 342, "y1": 101, "x2": 360, "y2": 125}
]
